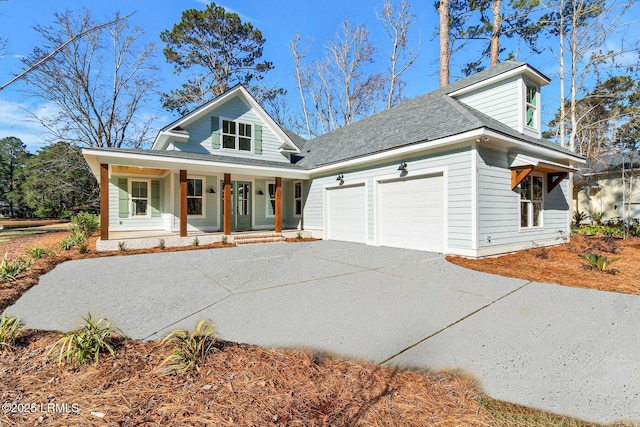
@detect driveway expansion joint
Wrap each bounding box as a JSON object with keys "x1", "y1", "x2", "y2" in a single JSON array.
[{"x1": 377, "y1": 281, "x2": 534, "y2": 365}]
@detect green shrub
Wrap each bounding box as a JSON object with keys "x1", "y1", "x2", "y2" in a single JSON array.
[
  {"x1": 48, "y1": 314, "x2": 121, "y2": 367},
  {"x1": 0, "y1": 314, "x2": 24, "y2": 352},
  {"x1": 28, "y1": 246, "x2": 53, "y2": 259},
  {"x1": 58, "y1": 232, "x2": 87, "y2": 251},
  {"x1": 77, "y1": 242, "x2": 88, "y2": 254},
  {"x1": 160, "y1": 320, "x2": 217, "y2": 375},
  {"x1": 0, "y1": 253, "x2": 32, "y2": 282},
  {"x1": 118, "y1": 241, "x2": 126, "y2": 251},
  {"x1": 297, "y1": 231, "x2": 303, "y2": 240},
  {"x1": 158, "y1": 239, "x2": 166, "y2": 249},
  {"x1": 70, "y1": 212, "x2": 100, "y2": 237},
  {"x1": 582, "y1": 253, "x2": 620, "y2": 274},
  {"x1": 591, "y1": 211, "x2": 604, "y2": 225},
  {"x1": 192, "y1": 236, "x2": 199, "y2": 247},
  {"x1": 572, "y1": 210, "x2": 588, "y2": 226},
  {"x1": 221, "y1": 235, "x2": 228, "y2": 245}
]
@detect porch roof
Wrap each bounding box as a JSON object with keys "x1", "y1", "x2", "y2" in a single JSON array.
[{"x1": 83, "y1": 147, "x2": 310, "y2": 181}]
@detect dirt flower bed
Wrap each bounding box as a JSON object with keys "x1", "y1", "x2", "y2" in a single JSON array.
[{"x1": 447, "y1": 235, "x2": 640, "y2": 295}]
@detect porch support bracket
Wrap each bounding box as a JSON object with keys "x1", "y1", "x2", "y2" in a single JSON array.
[
  {"x1": 511, "y1": 166, "x2": 534, "y2": 190},
  {"x1": 275, "y1": 177, "x2": 282, "y2": 233},
  {"x1": 100, "y1": 163, "x2": 109, "y2": 241},
  {"x1": 179, "y1": 170, "x2": 188, "y2": 237},
  {"x1": 224, "y1": 173, "x2": 231, "y2": 235},
  {"x1": 547, "y1": 172, "x2": 568, "y2": 193}
]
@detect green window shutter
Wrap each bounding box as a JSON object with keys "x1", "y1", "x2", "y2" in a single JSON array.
[
  {"x1": 117, "y1": 178, "x2": 129, "y2": 218},
  {"x1": 254, "y1": 124, "x2": 262, "y2": 155},
  {"x1": 151, "y1": 180, "x2": 161, "y2": 218},
  {"x1": 211, "y1": 116, "x2": 220, "y2": 149}
]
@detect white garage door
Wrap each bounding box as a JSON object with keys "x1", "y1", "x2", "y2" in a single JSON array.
[
  {"x1": 378, "y1": 174, "x2": 444, "y2": 252},
  {"x1": 326, "y1": 184, "x2": 367, "y2": 243}
]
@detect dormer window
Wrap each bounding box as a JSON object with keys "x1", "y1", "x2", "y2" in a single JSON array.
[
  {"x1": 222, "y1": 119, "x2": 252, "y2": 151},
  {"x1": 525, "y1": 84, "x2": 538, "y2": 129}
]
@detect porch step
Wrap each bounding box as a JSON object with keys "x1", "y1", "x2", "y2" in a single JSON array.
[{"x1": 234, "y1": 232, "x2": 286, "y2": 246}]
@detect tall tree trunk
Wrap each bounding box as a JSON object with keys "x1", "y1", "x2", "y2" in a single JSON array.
[
  {"x1": 559, "y1": 0, "x2": 566, "y2": 149},
  {"x1": 438, "y1": 0, "x2": 450, "y2": 87},
  {"x1": 490, "y1": 0, "x2": 502, "y2": 66}
]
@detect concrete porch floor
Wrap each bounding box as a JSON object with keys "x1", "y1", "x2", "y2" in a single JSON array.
[{"x1": 97, "y1": 229, "x2": 316, "y2": 251}]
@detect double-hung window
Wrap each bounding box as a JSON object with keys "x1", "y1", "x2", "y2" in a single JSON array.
[
  {"x1": 222, "y1": 119, "x2": 252, "y2": 151},
  {"x1": 525, "y1": 84, "x2": 537, "y2": 129},
  {"x1": 130, "y1": 180, "x2": 149, "y2": 217},
  {"x1": 187, "y1": 178, "x2": 204, "y2": 216},
  {"x1": 520, "y1": 175, "x2": 543, "y2": 228},
  {"x1": 293, "y1": 181, "x2": 302, "y2": 217}
]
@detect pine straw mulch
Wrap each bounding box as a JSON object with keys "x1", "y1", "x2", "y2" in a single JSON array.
[
  {"x1": 0, "y1": 330, "x2": 491, "y2": 426},
  {"x1": 447, "y1": 234, "x2": 640, "y2": 295}
]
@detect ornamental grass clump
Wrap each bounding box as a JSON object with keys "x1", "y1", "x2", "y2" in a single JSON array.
[
  {"x1": 0, "y1": 313, "x2": 24, "y2": 352},
  {"x1": 49, "y1": 314, "x2": 122, "y2": 367},
  {"x1": 0, "y1": 253, "x2": 32, "y2": 282},
  {"x1": 160, "y1": 319, "x2": 217, "y2": 375},
  {"x1": 28, "y1": 246, "x2": 53, "y2": 259}
]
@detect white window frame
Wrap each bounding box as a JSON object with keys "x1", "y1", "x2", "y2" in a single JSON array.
[
  {"x1": 129, "y1": 179, "x2": 151, "y2": 219},
  {"x1": 221, "y1": 118, "x2": 253, "y2": 152},
  {"x1": 187, "y1": 176, "x2": 206, "y2": 217},
  {"x1": 265, "y1": 181, "x2": 276, "y2": 218},
  {"x1": 293, "y1": 181, "x2": 303, "y2": 217},
  {"x1": 519, "y1": 173, "x2": 544, "y2": 229},
  {"x1": 524, "y1": 82, "x2": 538, "y2": 130}
]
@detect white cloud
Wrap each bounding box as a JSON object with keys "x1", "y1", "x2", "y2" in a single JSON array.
[{"x1": 0, "y1": 99, "x2": 54, "y2": 153}]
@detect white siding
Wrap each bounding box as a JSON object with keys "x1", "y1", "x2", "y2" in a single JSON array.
[
  {"x1": 173, "y1": 96, "x2": 292, "y2": 164},
  {"x1": 455, "y1": 77, "x2": 521, "y2": 132},
  {"x1": 476, "y1": 146, "x2": 570, "y2": 253},
  {"x1": 303, "y1": 147, "x2": 474, "y2": 251}
]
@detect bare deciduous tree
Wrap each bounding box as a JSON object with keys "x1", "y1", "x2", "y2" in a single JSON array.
[
  {"x1": 377, "y1": 0, "x2": 421, "y2": 108},
  {"x1": 290, "y1": 19, "x2": 386, "y2": 136},
  {"x1": 21, "y1": 8, "x2": 157, "y2": 148}
]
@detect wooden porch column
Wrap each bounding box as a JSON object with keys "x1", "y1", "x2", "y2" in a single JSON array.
[
  {"x1": 224, "y1": 173, "x2": 231, "y2": 235},
  {"x1": 179, "y1": 170, "x2": 187, "y2": 237},
  {"x1": 99, "y1": 163, "x2": 109, "y2": 240},
  {"x1": 275, "y1": 177, "x2": 282, "y2": 233}
]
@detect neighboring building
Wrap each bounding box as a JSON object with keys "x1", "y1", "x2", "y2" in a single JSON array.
[
  {"x1": 574, "y1": 152, "x2": 640, "y2": 222},
  {"x1": 82, "y1": 61, "x2": 585, "y2": 257}
]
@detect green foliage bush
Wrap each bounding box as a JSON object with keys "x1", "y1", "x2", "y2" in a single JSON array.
[
  {"x1": 0, "y1": 253, "x2": 32, "y2": 282},
  {"x1": 58, "y1": 232, "x2": 87, "y2": 251},
  {"x1": 0, "y1": 313, "x2": 24, "y2": 352},
  {"x1": 572, "y1": 210, "x2": 588, "y2": 226},
  {"x1": 158, "y1": 239, "x2": 166, "y2": 249},
  {"x1": 582, "y1": 253, "x2": 620, "y2": 274},
  {"x1": 28, "y1": 246, "x2": 53, "y2": 259},
  {"x1": 70, "y1": 212, "x2": 100, "y2": 237},
  {"x1": 160, "y1": 320, "x2": 217, "y2": 375},
  {"x1": 48, "y1": 314, "x2": 121, "y2": 367}
]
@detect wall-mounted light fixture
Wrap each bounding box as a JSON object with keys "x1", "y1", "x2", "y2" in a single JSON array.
[
  {"x1": 257, "y1": 189, "x2": 264, "y2": 195},
  {"x1": 397, "y1": 161, "x2": 408, "y2": 172},
  {"x1": 208, "y1": 187, "x2": 216, "y2": 194},
  {"x1": 336, "y1": 174, "x2": 344, "y2": 185}
]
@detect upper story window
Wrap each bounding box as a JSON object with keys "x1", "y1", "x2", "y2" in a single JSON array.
[
  {"x1": 525, "y1": 84, "x2": 537, "y2": 129},
  {"x1": 519, "y1": 174, "x2": 543, "y2": 228},
  {"x1": 222, "y1": 119, "x2": 252, "y2": 151}
]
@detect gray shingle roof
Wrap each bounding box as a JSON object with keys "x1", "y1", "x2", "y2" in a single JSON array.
[{"x1": 295, "y1": 61, "x2": 575, "y2": 169}]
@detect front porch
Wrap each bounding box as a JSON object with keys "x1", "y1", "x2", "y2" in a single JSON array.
[{"x1": 95, "y1": 229, "x2": 319, "y2": 251}]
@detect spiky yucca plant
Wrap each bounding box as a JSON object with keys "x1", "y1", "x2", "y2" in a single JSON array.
[{"x1": 160, "y1": 320, "x2": 217, "y2": 375}]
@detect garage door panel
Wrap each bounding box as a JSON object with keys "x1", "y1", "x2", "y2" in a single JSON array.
[
  {"x1": 378, "y1": 175, "x2": 444, "y2": 252},
  {"x1": 326, "y1": 184, "x2": 366, "y2": 243}
]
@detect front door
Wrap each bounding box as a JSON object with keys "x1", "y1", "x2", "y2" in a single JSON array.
[{"x1": 220, "y1": 180, "x2": 252, "y2": 230}]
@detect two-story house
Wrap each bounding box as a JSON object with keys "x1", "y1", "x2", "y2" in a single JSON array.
[{"x1": 82, "y1": 61, "x2": 585, "y2": 257}]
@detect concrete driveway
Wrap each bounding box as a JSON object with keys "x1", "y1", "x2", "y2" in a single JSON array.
[{"x1": 6, "y1": 241, "x2": 640, "y2": 424}]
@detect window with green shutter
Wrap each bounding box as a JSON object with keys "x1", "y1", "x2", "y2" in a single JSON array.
[
  {"x1": 211, "y1": 116, "x2": 220, "y2": 149},
  {"x1": 525, "y1": 84, "x2": 537, "y2": 129},
  {"x1": 118, "y1": 178, "x2": 129, "y2": 218}
]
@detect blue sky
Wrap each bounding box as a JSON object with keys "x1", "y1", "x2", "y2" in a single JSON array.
[{"x1": 0, "y1": 0, "x2": 636, "y2": 152}]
